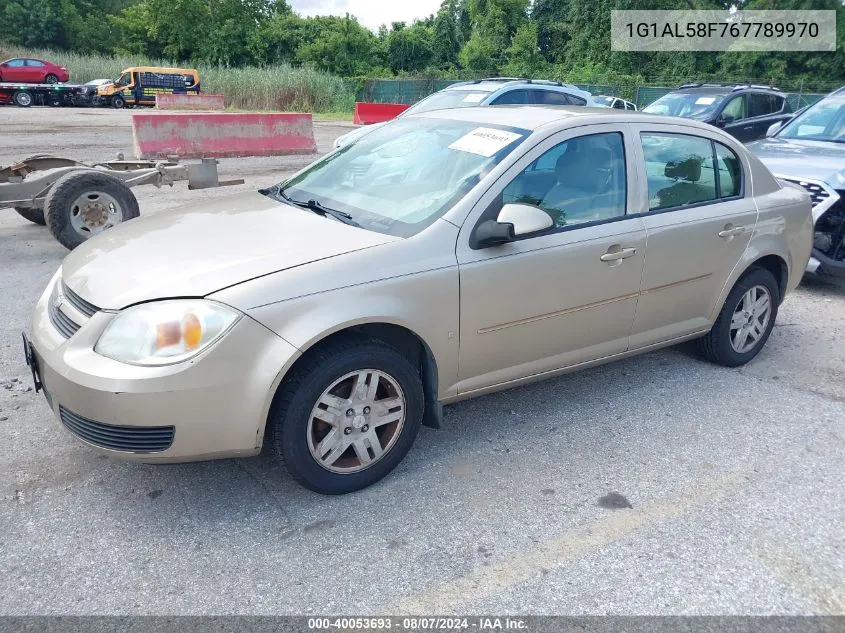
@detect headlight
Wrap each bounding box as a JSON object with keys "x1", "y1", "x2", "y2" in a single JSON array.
[{"x1": 95, "y1": 300, "x2": 240, "y2": 366}]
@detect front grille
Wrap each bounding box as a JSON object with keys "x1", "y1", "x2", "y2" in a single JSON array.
[
  {"x1": 59, "y1": 406, "x2": 175, "y2": 453},
  {"x1": 784, "y1": 178, "x2": 831, "y2": 207},
  {"x1": 62, "y1": 282, "x2": 99, "y2": 318},
  {"x1": 48, "y1": 299, "x2": 80, "y2": 338}
]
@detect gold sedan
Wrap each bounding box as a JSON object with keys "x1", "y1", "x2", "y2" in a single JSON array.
[{"x1": 25, "y1": 107, "x2": 813, "y2": 494}]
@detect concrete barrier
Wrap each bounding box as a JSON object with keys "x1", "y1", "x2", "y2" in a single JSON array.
[
  {"x1": 155, "y1": 93, "x2": 225, "y2": 111},
  {"x1": 132, "y1": 112, "x2": 318, "y2": 159},
  {"x1": 353, "y1": 102, "x2": 410, "y2": 125}
]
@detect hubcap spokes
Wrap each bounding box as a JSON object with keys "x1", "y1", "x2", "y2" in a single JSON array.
[
  {"x1": 730, "y1": 285, "x2": 771, "y2": 354},
  {"x1": 307, "y1": 369, "x2": 406, "y2": 474},
  {"x1": 69, "y1": 191, "x2": 123, "y2": 236}
]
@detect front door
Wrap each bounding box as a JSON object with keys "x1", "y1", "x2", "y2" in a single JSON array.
[
  {"x1": 627, "y1": 125, "x2": 759, "y2": 349},
  {"x1": 455, "y1": 125, "x2": 647, "y2": 394}
]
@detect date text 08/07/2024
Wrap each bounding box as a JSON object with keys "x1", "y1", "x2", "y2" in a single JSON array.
[{"x1": 307, "y1": 617, "x2": 529, "y2": 630}]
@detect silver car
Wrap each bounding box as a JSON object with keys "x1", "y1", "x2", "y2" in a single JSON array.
[
  {"x1": 748, "y1": 87, "x2": 845, "y2": 279},
  {"x1": 26, "y1": 107, "x2": 812, "y2": 494},
  {"x1": 334, "y1": 78, "x2": 594, "y2": 149}
]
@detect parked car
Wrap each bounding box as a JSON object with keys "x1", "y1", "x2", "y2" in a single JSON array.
[
  {"x1": 0, "y1": 58, "x2": 69, "y2": 84},
  {"x1": 642, "y1": 83, "x2": 793, "y2": 143},
  {"x1": 97, "y1": 67, "x2": 200, "y2": 108},
  {"x1": 334, "y1": 78, "x2": 595, "y2": 149},
  {"x1": 77, "y1": 79, "x2": 113, "y2": 106},
  {"x1": 748, "y1": 87, "x2": 845, "y2": 279},
  {"x1": 594, "y1": 95, "x2": 637, "y2": 111},
  {"x1": 25, "y1": 107, "x2": 811, "y2": 494}
]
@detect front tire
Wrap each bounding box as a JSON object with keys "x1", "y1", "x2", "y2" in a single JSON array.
[
  {"x1": 44, "y1": 171, "x2": 140, "y2": 249},
  {"x1": 111, "y1": 95, "x2": 125, "y2": 109},
  {"x1": 698, "y1": 267, "x2": 780, "y2": 367},
  {"x1": 269, "y1": 338, "x2": 424, "y2": 494}
]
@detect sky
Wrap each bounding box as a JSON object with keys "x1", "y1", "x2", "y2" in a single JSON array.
[{"x1": 289, "y1": 0, "x2": 444, "y2": 30}]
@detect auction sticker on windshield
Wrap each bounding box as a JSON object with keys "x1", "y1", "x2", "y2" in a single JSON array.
[
  {"x1": 449, "y1": 128, "x2": 523, "y2": 157},
  {"x1": 696, "y1": 96, "x2": 716, "y2": 105}
]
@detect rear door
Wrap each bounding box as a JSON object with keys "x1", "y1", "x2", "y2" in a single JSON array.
[
  {"x1": 627, "y1": 124, "x2": 758, "y2": 348},
  {"x1": 24, "y1": 59, "x2": 46, "y2": 82}
]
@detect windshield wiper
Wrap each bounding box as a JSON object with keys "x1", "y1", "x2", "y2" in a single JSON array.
[{"x1": 268, "y1": 187, "x2": 359, "y2": 226}]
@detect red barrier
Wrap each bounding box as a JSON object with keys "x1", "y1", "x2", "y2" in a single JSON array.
[
  {"x1": 353, "y1": 102, "x2": 410, "y2": 125},
  {"x1": 132, "y1": 112, "x2": 317, "y2": 159},
  {"x1": 155, "y1": 93, "x2": 225, "y2": 111}
]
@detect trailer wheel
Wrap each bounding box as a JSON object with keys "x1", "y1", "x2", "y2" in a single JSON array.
[
  {"x1": 111, "y1": 94, "x2": 125, "y2": 109},
  {"x1": 48, "y1": 92, "x2": 62, "y2": 107},
  {"x1": 14, "y1": 207, "x2": 46, "y2": 226},
  {"x1": 44, "y1": 172, "x2": 140, "y2": 250},
  {"x1": 13, "y1": 90, "x2": 33, "y2": 107}
]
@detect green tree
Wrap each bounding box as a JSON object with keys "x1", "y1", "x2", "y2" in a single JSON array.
[
  {"x1": 386, "y1": 21, "x2": 434, "y2": 73},
  {"x1": 502, "y1": 21, "x2": 547, "y2": 76}
]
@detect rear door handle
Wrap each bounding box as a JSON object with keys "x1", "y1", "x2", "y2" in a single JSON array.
[
  {"x1": 718, "y1": 225, "x2": 746, "y2": 239},
  {"x1": 601, "y1": 246, "x2": 637, "y2": 262}
]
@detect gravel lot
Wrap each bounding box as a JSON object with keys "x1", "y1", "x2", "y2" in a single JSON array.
[{"x1": 0, "y1": 107, "x2": 843, "y2": 616}]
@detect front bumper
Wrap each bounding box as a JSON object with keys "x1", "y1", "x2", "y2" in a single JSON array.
[
  {"x1": 28, "y1": 278, "x2": 300, "y2": 462},
  {"x1": 807, "y1": 250, "x2": 845, "y2": 279}
]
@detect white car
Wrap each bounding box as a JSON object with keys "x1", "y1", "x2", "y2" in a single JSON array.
[{"x1": 335, "y1": 78, "x2": 595, "y2": 149}]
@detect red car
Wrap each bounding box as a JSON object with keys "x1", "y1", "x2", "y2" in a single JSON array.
[{"x1": 0, "y1": 58, "x2": 69, "y2": 84}]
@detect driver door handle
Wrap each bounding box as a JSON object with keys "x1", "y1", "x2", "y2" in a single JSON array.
[
  {"x1": 600, "y1": 246, "x2": 637, "y2": 262},
  {"x1": 718, "y1": 225, "x2": 746, "y2": 239}
]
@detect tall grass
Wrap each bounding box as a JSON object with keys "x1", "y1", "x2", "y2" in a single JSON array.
[{"x1": 0, "y1": 45, "x2": 356, "y2": 112}]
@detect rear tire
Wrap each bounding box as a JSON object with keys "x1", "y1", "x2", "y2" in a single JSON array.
[
  {"x1": 13, "y1": 90, "x2": 33, "y2": 107},
  {"x1": 14, "y1": 206, "x2": 46, "y2": 225},
  {"x1": 44, "y1": 171, "x2": 140, "y2": 250},
  {"x1": 269, "y1": 338, "x2": 424, "y2": 494},
  {"x1": 697, "y1": 267, "x2": 780, "y2": 367},
  {"x1": 44, "y1": 74, "x2": 59, "y2": 84}
]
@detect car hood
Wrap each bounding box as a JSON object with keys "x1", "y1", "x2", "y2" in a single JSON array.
[
  {"x1": 61, "y1": 190, "x2": 398, "y2": 310},
  {"x1": 747, "y1": 137, "x2": 845, "y2": 189}
]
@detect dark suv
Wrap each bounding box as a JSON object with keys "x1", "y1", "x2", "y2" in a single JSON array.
[{"x1": 643, "y1": 83, "x2": 793, "y2": 143}]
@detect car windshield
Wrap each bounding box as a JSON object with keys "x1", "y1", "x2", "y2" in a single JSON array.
[
  {"x1": 114, "y1": 73, "x2": 130, "y2": 87},
  {"x1": 777, "y1": 97, "x2": 845, "y2": 142},
  {"x1": 594, "y1": 96, "x2": 615, "y2": 107},
  {"x1": 276, "y1": 118, "x2": 529, "y2": 237},
  {"x1": 405, "y1": 89, "x2": 493, "y2": 115},
  {"x1": 643, "y1": 92, "x2": 727, "y2": 120}
]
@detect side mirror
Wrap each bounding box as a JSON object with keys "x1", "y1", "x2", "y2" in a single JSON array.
[
  {"x1": 498, "y1": 203, "x2": 554, "y2": 236},
  {"x1": 766, "y1": 121, "x2": 784, "y2": 137},
  {"x1": 474, "y1": 203, "x2": 554, "y2": 248},
  {"x1": 716, "y1": 113, "x2": 735, "y2": 126}
]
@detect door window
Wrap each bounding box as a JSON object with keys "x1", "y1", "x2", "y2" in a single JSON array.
[
  {"x1": 6, "y1": 59, "x2": 25, "y2": 67},
  {"x1": 641, "y1": 133, "x2": 718, "y2": 210},
  {"x1": 492, "y1": 90, "x2": 530, "y2": 105},
  {"x1": 715, "y1": 142, "x2": 742, "y2": 198},
  {"x1": 500, "y1": 132, "x2": 627, "y2": 230},
  {"x1": 532, "y1": 90, "x2": 586, "y2": 106},
  {"x1": 25, "y1": 59, "x2": 45, "y2": 67},
  {"x1": 613, "y1": 99, "x2": 625, "y2": 109},
  {"x1": 626, "y1": 101, "x2": 637, "y2": 111},
  {"x1": 721, "y1": 95, "x2": 746, "y2": 121},
  {"x1": 748, "y1": 93, "x2": 778, "y2": 118}
]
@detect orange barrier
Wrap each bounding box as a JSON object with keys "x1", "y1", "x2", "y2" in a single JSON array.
[
  {"x1": 132, "y1": 112, "x2": 317, "y2": 159},
  {"x1": 353, "y1": 102, "x2": 410, "y2": 125},
  {"x1": 155, "y1": 93, "x2": 225, "y2": 110}
]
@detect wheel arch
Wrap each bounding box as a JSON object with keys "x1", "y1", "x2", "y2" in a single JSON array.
[{"x1": 266, "y1": 321, "x2": 443, "y2": 438}]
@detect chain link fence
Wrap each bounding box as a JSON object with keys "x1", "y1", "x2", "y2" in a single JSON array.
[{"x1": 353, "y1": 78, "x2": 835, "y2": 112}]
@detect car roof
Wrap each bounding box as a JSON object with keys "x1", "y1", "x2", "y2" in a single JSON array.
[
  {"x1": 442, "y1": 78, "x2": 589, "y2": 95},
  {"x1": 411, "y1": 104, "x2": 721, "y2": 134},
  {"x1": 675, "y1": 83, "x2": 785, "y2": 96}
]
